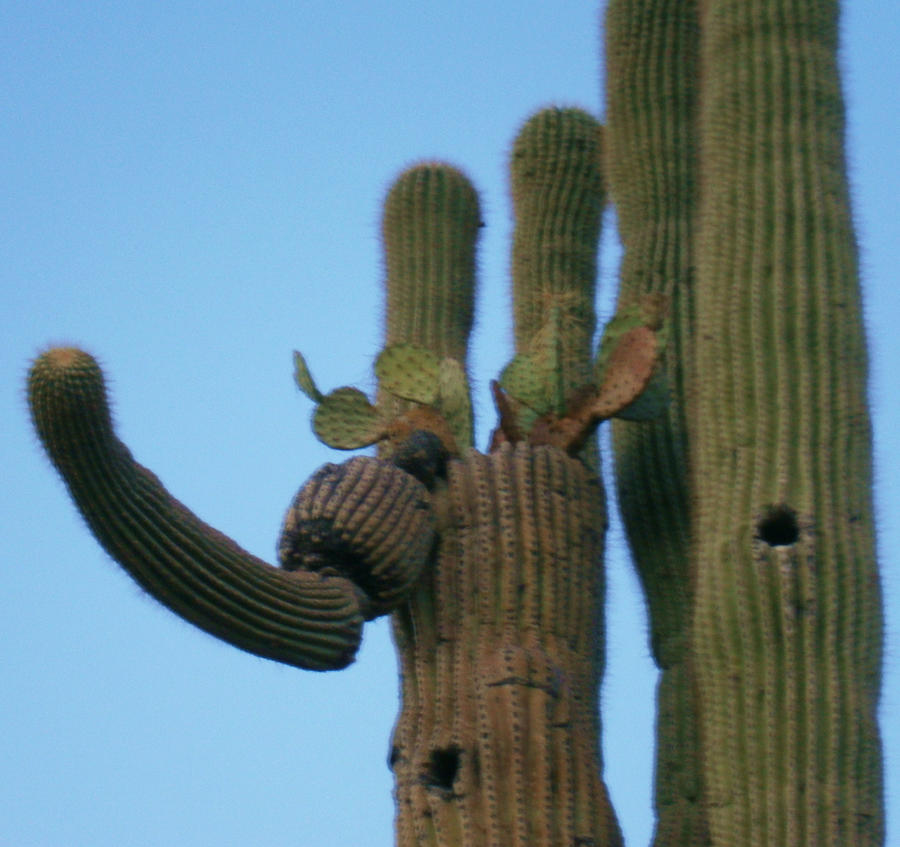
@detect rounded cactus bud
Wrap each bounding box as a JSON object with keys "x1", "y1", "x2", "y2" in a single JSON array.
[{"x1": 278, "y1": 456, "x2": 435, "y2": 618}]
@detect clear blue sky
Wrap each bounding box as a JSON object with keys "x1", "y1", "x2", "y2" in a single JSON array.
[{"x1": 2, "y1": 3, "x2": 896, "y2": 845}]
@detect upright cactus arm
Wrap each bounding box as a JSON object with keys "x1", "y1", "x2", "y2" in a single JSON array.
[
  {"x1": 604, "y1": 0, "x2": 705, "y2": 843},
  {"x1": 508, "y1": 108, "x2": 605, "y2": 462},
  {"x1": 382, "y1": 163, "x2": 479, "y2": 365},
  {"x1": 27, "y1": 347, "x2": 370, "y2": 671}
]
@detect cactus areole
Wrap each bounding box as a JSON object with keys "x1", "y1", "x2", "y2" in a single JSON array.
[{"x1": 27, "y1": 1, "x2": 883, "y2": 844}]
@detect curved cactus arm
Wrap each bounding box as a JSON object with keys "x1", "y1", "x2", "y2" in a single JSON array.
[{"x1": 28, "y1": 347, "x2": 364, "y2": 671}]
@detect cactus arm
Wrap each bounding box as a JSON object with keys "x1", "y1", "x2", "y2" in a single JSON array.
[
  {"x1": 278, "y1": 455, "x2": 435, "y2": 620},
  {"x1": 604, "y1": 0, "x2": 705, "y2": 842},
  {"x1": 28, "y1": 347, "x2": 364, "y2": 671},
  {"x1": 691, "y1": 0, "x2": 883, "y2": 842},
  {"x1": 509, "y1": 107, "x2": 605, "y2": 466},
  {"x1": 381, "y1": 163, "x2": 479, "y2": 366}
]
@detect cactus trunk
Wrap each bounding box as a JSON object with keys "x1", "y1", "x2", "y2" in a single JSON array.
[
  {"x1": 606, "y1": 0, "x2": 883, "y2": 843},
  {"x1": 390, "y1": 444, "x2": 619, "y2": 846},
  {"x1": 691, "y1": 0, "x2": 882, "y2": 842}
]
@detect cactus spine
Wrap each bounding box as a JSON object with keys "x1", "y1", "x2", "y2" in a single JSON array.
[{"x1": 606, "y1": 0, "x2": 883, "y2": 844}]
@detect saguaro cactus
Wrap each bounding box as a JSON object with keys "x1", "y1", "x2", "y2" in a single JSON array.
[
  {"x1": 28, "y1": 108, "x2": 665, "y2": 846},
  {"x1": 26, "y1": 1, "x2": 882, "y2": 844},
  {"x1": 605, "y1": 0, "x2": 882, "y2": 844}
]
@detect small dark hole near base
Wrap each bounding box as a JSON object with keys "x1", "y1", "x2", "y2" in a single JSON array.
[
  {"x1": 427, "y1": 747, "x2": 461, "y2": 791},
  {"x1": 757, "y1": 505, "x2": 799, "y2": 547}
]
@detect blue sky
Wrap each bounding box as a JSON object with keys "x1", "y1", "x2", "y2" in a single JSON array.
[{"x1": 2, "y1": 3, "x2": 896, "y2": 845}]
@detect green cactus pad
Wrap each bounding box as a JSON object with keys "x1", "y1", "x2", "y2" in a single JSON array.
[
  {"x1": 375, "y1": 344, "x2": 441, "y2": 404},
  {"x1": 437, "y1": 357, "x2": 473, "y2": 449},
  {"x1": 293, "y1": 350, "x2": 324, "y2": 402},
  {"x1": 529, "y1": 307, "x2": 565, "y2": 410},
  {"x1": 313, "y1": 387, "x2": 385, "y2": 449},
  {"x1": 499, "y1": 307, "x2": 566, "y2": 420},
  {"x1": 499, "y1": 353, "x2": 551, "y2": 414}
]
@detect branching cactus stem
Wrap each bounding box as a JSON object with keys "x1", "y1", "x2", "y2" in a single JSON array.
[{"x1": 25, "y1": 3, "x2": 883, "y2": 843}]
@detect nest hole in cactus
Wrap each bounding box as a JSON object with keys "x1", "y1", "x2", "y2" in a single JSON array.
[
  {"x1": 756, "y1": 505, "x2": 800, "y2": 547},
  {"x1": 426, "y1": 746, "x2": 461, "y2": 792}
]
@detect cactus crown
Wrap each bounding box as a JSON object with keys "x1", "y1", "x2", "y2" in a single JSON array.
[
  {"x1": 295, "y1": 290, "x2": 670, "y2": 459},
  {"x1": 291, "y1": 109, "x2": 670, "y2": 461}
]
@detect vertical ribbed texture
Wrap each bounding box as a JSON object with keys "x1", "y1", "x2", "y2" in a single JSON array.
[
  {"x1": 510, "y1": 107, "x2": 605, "y2": 470},
  {"x1": 382, "y1": 154, "x2": 620, "y2": 844},
  {"x1": 380, "y1": 163, "x2": 480, "y2": 447},
  {"x1": 391, "y1": 444, "x2": 621, "y2": 847},
  {"x1": 693, "y1": 0, "x2": 883, "y2": 844},
  {"x1": 382, "y1": 163, "x2": 480, "y2": 365},
  {"x1": 28, "y1": 348, "x2": 364, "y2": 671},
  {"x1": 604, "y1": 1, "x2": 708, "y2": 843}
]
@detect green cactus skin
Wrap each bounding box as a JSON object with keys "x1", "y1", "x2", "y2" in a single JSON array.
[
  {"x1": 510, "y1": 107, "x2": 605, "y2": 465},
  {"x1": 691, "y1": 1, "x2": 883, "y2": 843},
  {"x1": 382, "y1": 163, "x2": 480, "y2": 365},
  {"x1": 312, "y1": 386, "x2": 385, "y2": 449},
  {"x1": 27, "y1": 347, "x2": 365, "y2": 671},
  {"x1": 375, "y1": 344, "x2": 441, "y2": 405},
  {"x1": 606, "y1": 0, "x2": 883, "y2": 844},
  {"x1": 604, "y1": 0, "x2": 705, "y2": 842},
  {"x1": 383, "y1": 130, "x2": 620, "y2": 846}
]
